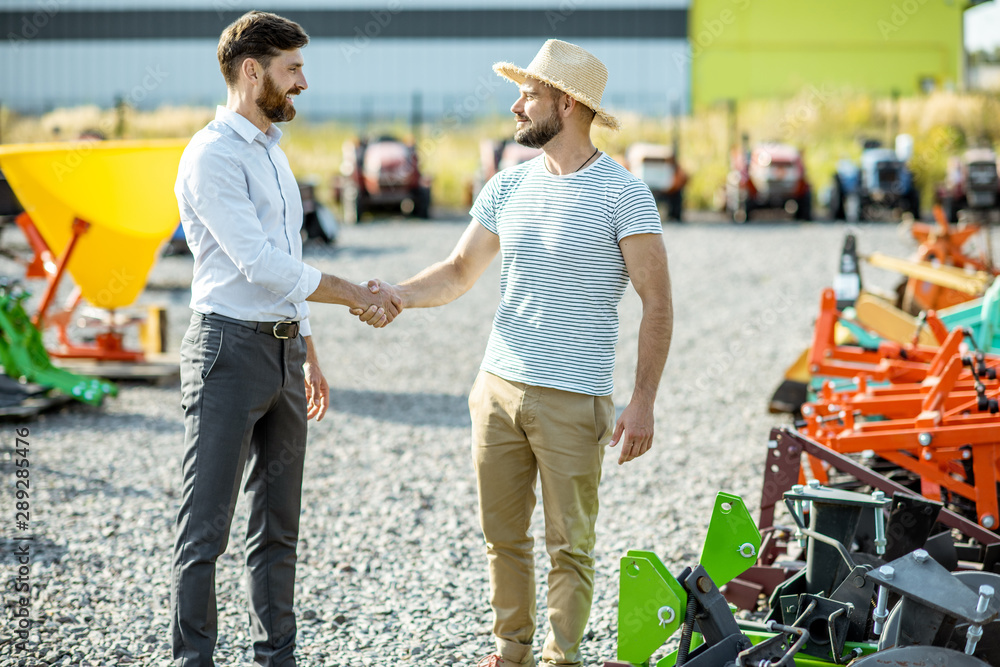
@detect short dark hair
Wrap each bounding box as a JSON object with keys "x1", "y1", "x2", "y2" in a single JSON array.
[{"x1": 217, "y1": 11, "x2": 309, "y2": 88}]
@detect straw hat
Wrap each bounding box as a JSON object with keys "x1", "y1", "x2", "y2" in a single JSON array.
[{"x1": 493, "y1": 39, "x2": 620, "y2": 131}]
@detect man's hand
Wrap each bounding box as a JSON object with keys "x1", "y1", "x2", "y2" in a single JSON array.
[
  {"x1": 303, "y1": 337, "x2": 329, "y2": 421},
  {"x1": 609, "y1": 399, "x2": 654, "y2": 465},
  {"x1": 350, "y1": 279, "x2": 403, "y2": 327}
]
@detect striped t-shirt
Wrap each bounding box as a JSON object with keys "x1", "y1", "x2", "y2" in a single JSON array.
[{"x1": 470, "y1": 153, "x2": 663, "y2": 396}]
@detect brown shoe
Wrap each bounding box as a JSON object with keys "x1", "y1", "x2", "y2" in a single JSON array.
[{"x1": 476, "y1": 652, "x2": 535, "y2": 667}]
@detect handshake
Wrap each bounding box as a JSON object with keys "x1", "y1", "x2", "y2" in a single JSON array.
[{"x1": 350, "y1": 279, "x2": 403, "y2": 328}]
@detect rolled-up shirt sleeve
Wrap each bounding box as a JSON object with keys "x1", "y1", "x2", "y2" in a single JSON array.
[{"x1": 180, "y1": 141, "x2": 322, "y2": 303}]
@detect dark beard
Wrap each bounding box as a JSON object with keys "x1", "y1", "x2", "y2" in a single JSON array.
[
  {"x1": 257, "y1": 71, "x2": 296, "y2": 123},
  {"x1": 514, "y1": 111, "x2": 562, "y2": 148}
]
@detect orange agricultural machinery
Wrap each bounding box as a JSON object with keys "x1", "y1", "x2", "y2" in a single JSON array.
[
  {"x1": 873, "y1": 204, "x2": 1000, "y2": 315},
  {"x1": 785, "y1": 287, "x2": 1000, "y2": 533}
]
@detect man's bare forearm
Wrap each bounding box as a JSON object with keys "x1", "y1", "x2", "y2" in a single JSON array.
[
  {"x1": 394, "y1": 219, "x2": 500, "y2": 309},
  {"x1": 632, "y1": 291, "x2": 673, "y2": 406},
  {"x1": 397, "y1": 261, "x2": 472, "y2": 309},
  {"x1": 304, "y1": 334, "x2": 319, "y2": 365},
  {"x1": 307, "y1": 273, "x2": 370, "y2": 309}
]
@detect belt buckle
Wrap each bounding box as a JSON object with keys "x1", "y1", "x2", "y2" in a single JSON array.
[{"x1": 272, "y1": 321, "x2": 294, "y2": 339}]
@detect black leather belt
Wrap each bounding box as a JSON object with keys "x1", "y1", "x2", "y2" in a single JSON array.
[
  {"x1": 254, "y1": 320, "x2": 299, "y2": 339},
  {"x1": 200, "y1": 313, "x2": 300, "y2": 339}
]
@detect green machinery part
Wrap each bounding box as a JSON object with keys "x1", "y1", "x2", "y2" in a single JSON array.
[
  {"x1": 0, "y1": 282, "x2": 116, "y2": 406},
  {"x1": 614, "y1": 491, "x2": 882, "y2": 666},
  {"x1": 616, "y1": 492, "x2": 762, "y2": 666}
]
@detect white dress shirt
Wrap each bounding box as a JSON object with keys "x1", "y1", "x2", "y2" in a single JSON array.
[{"x1": 175, "y1": 106, "x2": 322, "y2": 336}]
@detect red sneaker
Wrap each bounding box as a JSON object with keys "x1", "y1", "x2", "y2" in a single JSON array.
[{"x1": 476, "y1": 655, "x2": 504, "y2": 667}]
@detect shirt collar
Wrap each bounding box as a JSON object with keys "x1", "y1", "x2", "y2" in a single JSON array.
[{"x1": 215, "y1": 105, "x2": 282, "y2": 146}]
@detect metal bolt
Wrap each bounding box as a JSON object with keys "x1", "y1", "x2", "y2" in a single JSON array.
[
  {"x1": 918, "y1": 432, "x2": 933, "y2": 446},
  {"x1": 791, "y1": 484, "x2": 804, "y2": 495},
  {"x1": 738, "y1": 542, "x2": 757, "y2": 559},
  {"x1": 871, "y1": 489, "x2": 885, "y2": 502},
  {"x1": 697, "y1": 576, "x2": 712, "y2": 594},
  {"x1": 873, "y1": 586, "x2": 890, "y2": 636},
  {"x1": 977, "y1": 585, "x2": 994, "y2": 613},
  {"x1": 967, "y1": 623, "x2": 984, "y2": 655},
  {"x1": 873, "y1": 505, "x2": 887, "y2": 556},
  {"x1": 807, "y1": 479, "x2": 821, "y2": 489},
  {"x1": 912, "y1": 549, "x2": 929, "y2": 563},
  {"x1": 802, "y1": 405, "x2": 814, "y2": 417},
  {"x1": 963, "y1": 448, "x2": 972, "y2": 459},
  {"x1": 879, "y1": 565, "x2": 895, "y2": 580},
  {"x1": 657, "y1": 606, "x2": 675, "y2": 627},
  {"x1": 966, "y1": 586, "x2": 992, "y2": 656},
  {"x1": 984, "y1": 515, "x2": 996, "y2": 529},
  {"x1": 922, "y1": 449, "x2": 933, "y2": 461}
]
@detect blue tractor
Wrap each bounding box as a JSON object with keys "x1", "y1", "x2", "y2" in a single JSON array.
[{"x1": 829, "y1": 138, "x2": 920, "y2": 222}]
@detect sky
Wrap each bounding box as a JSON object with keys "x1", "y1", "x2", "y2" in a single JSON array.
[{"x1": 965, "y1": 1, "x2": 1000, "y2": 53}]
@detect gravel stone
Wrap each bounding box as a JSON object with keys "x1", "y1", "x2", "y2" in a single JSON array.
[{"x1": 0, "y1": 216, "x2": 946, "y2": 665}]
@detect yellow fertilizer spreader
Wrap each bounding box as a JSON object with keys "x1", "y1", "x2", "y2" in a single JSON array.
[{"x1": 0, "y1": 138, "x2": 187, "y2": 361}]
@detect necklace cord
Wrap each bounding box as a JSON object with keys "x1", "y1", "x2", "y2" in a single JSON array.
[
  {"x1": 546, "y1": 147, "x2": 599, "y2": 175},
  {"x1": 575, "y1": 147, "x2": 599, "y2": 173}
]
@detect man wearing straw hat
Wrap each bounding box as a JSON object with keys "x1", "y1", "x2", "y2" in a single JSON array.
[{"x1": 364, "y1": 40, "x2": 673, "y2": 666}]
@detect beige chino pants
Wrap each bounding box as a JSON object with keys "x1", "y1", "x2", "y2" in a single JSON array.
[{"x1": 469, "y1": 370, "x2": 616, "y2": 667}]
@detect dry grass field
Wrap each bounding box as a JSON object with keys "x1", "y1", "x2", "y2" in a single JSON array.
[{"x1": 1, "y1": 88, "x2": 999, "y2": 213}]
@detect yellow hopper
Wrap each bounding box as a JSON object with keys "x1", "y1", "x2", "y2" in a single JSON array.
[{"x1": 0, "y1": 138, "x2": 188, "y2": 310}]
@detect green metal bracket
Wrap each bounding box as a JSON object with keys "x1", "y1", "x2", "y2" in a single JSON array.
[
  {"x1": 699, "y1": 492, "x2": 762, "y2": 587},
  {"x1": 0, "y1": 283, "x2": 116, "y2": 406},
  {"x1": 616, "y1": 550, "x2": 686, "y2": 666},
  {"x1": 658, "y1": 629, "x2": 876, "y2": 667}
]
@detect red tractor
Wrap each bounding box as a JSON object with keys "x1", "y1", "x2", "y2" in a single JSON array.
[
  {"x1": 725, "y1": 140, "x2": 812, "y2": 223},
  {"x1": 466, "y1": 139, "x2": 542, "y2": 206},
  {"x1": 334, "y1": 135, "x2": 431, "y2": 223},
  {"x1": 935, "y1": 147, "x2": 1000, "y2": 222},
  {"x1": 624, "y1": 143, "x2": 687, "y2": 222}
]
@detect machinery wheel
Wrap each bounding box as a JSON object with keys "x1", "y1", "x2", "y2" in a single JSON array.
[
  {"x1": 878, "y1": 570, "x2": 1000, "y2": 663},
  {"x1": 942, "y1": 196, "x2": 958, "y2": 223},
  {"x1": 852, "y1": 646, "x2": 989, "y2": 666},
  {"x1": 829, "y1": 177, "x2": 845, "y2": 221},
  {"x1": 413, "y1": 186, "x2": 431, "y2": 219},
  {"x1": 795, "y1": 189, "x2": 813, "y2": 221},
  {"x1": 907, "y1": 190, "x2": 921, "y2": 221},
  {"x1": 733, "y1": 201, "x2": 752, "y2": 224},
  {"x1": 342, "y1": 184, "x2": 359, "y2": 224},
  {"x1": 855, "y1": 196, "x2": 868, "y2": 222},
  {"x1": 342, "y1": 184, "x2": 366, "y2": 224},
  {"x1": 666, "y1": 190, "x2": 683, "y2": 223}
]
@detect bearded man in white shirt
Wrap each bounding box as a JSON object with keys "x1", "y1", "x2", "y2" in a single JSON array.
[{"x1": 170, "y1": 11, "x2": 399, "y2": 667}]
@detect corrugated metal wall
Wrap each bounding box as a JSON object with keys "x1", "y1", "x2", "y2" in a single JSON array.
[{"x1": 0, "y1": 1, "x2": 691, "y2": 119}]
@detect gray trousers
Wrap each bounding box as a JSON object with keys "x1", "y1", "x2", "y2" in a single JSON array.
[{"x1": 171, "y1": 313, "x2": 308, "y2": 667}]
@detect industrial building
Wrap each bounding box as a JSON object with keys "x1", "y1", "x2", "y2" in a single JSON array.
[
  {"x1": 0, "y1": 0, "x2": 690, "y2": 119},
  {"x1": 0, "y1": 1, "x2": 994, "y2": 120}
]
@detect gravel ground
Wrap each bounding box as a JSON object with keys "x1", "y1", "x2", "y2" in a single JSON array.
[{"x1": 0, "y1": 214, "x2": 977, "y2": 666}]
